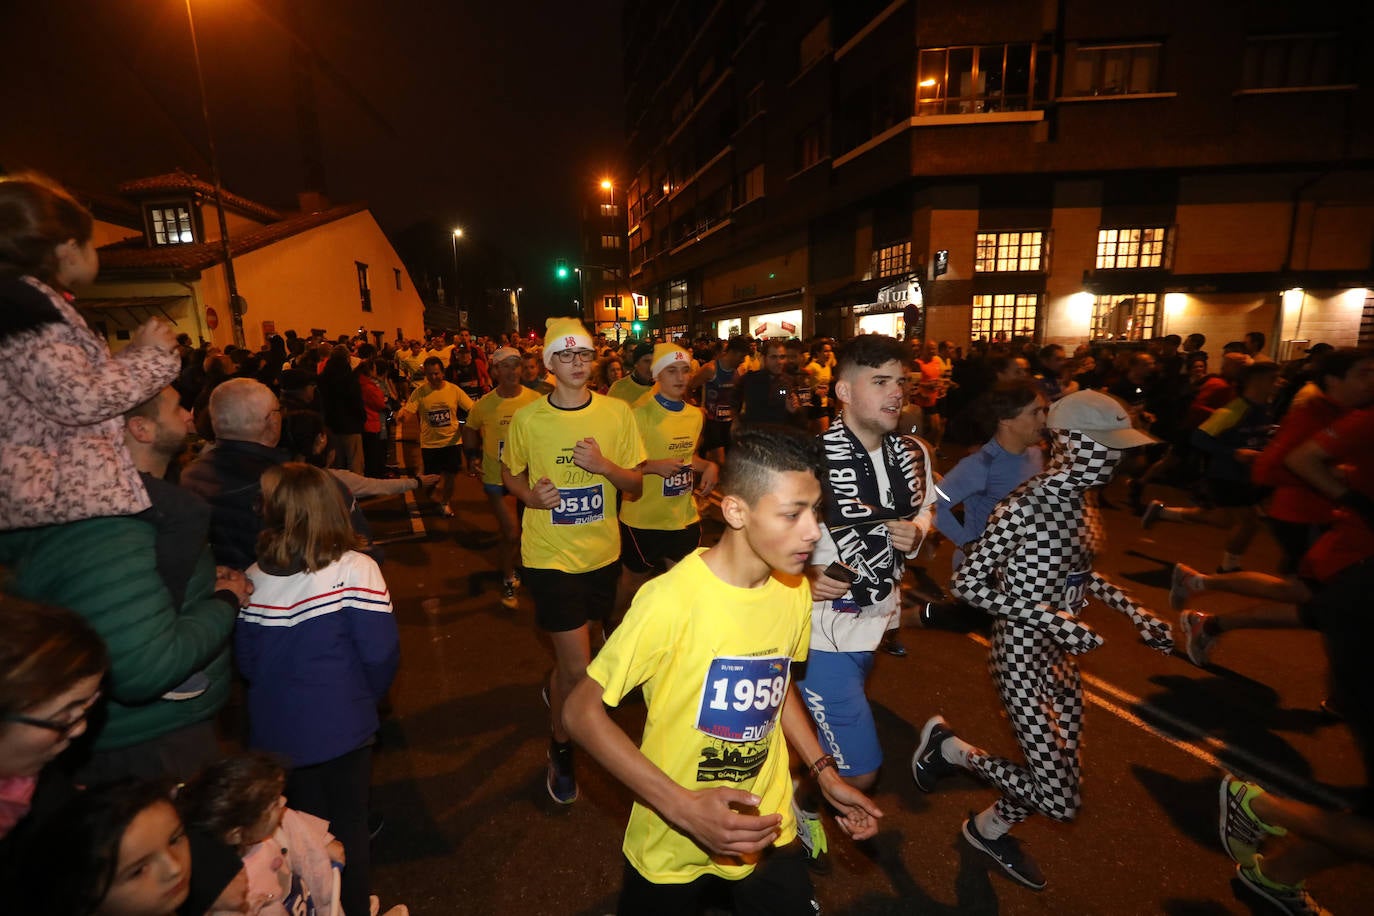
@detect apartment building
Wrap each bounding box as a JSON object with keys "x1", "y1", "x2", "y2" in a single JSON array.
[{"x1": 621, "y1": 0, "x2": 1374, "y2": 355}]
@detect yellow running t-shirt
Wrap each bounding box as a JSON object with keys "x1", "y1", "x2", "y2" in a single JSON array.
[
  {"x1": 404, "y1": 382, "x2": 475, "y2": 449},
  {"x1": 587, "y1": 549, "x2": 812, "y2": 884},
  {"x1": 620, "y1": 395, "x2": 704, "y2": 531},
  {"x1": 503, "y1": 391, "x2": 645, "y2": 572},
  {"x1": 465, "y1": 387, "x2": 541, "y2": 486},
  {"x1": 608, "y1": 375, "x2": 654, "y2": 405}
]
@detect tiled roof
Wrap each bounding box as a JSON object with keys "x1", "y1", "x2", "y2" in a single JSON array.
[
  {"x1": 116, "y1": 170, "x2": 284, "y2": 223},
  {"x1": 97, "y1": 203, "x2": 368, "y2": 275}
]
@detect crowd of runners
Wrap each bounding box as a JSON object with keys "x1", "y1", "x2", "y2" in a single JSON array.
[{"x1": 2, "y1": 173, "x2": 1372, "y2": 916}]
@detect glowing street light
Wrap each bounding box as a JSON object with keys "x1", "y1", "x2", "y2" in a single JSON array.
[
  {"x1": 451, "y1": 227, "x2": 465, "y2": 311},
  {"x1": 599, "y1": 178, "x2": 613, "y2": 191}
]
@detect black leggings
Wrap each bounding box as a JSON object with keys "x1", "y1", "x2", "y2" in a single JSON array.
[{"x1": 286, "y1": 744, "x2": 373, "y2": 916}]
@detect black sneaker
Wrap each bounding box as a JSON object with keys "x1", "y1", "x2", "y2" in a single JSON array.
[
  {"x1": 546, "y1": 743, "x2": 578, "y2": 805},
  {"x1": 1141, "y1": 500, "x2": 1165, "y2": 530},
  {"x1": 961, "y1": 817, "x2": 1046, "y2": 890},
  {"x1": 911, "y1": 715, "x2": 960, "y2": 792},
  {"x1": 880, "y1": 633, "x2": 908, "y2": 657}
]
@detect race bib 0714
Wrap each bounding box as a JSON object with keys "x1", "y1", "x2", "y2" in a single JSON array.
[
  {"x1": 427, "y1": 407, "x2": 452, "y2": 428},
  {"x1": 696, "y1": 655, "x2": 790, "y2": 742},
  {"x1": 552, "y1": 484, "x2": 605, "y2": 525}
]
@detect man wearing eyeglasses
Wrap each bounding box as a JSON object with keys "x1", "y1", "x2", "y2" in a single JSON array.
[{"x1": 503, "y1": 317, "x2": 646, "y2": 805}]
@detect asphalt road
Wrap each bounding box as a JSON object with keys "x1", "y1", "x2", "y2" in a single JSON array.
[{"x1": 359, "y1": 429, "x2": 1372, "y2": 915}]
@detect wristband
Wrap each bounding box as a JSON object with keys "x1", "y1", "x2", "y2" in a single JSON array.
[{"x1": 808, "y1": 754, "x2": 837, "y2": 780}]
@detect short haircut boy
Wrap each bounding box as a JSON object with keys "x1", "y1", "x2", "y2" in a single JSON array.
[{"x1": 719, "y1": 427, "x2": 821, "y2": 505}]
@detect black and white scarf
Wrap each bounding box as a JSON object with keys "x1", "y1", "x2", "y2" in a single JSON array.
[{"x1": 819, "y1": 419, "x2": 925, "y2": 608}]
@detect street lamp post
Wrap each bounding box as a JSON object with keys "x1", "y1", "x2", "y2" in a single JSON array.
[
  {"x1": 183, "y1": 0, "x2": 246, "y2": 348},
  {"x1": 450, "y1": 227, "x2": 464, "y2": 318}
]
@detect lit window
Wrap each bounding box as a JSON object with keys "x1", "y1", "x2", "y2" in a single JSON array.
[
  {"x1": 1092, "y1": 293, "x2": 1158, "y2": 341},
  {"x1": 148, "y1": 205, "x2": 194, "y2": 246},
  {"x1": 600, "y1": 203, "x2": 620, "y2": 217},
  {"x1": 876, "y1": 242, "x2": 910, "y2": 278},
  {"x1": 971, "y1": 293, "x2": 1040, "y2": 342},
  {"x1": 918, "y1": 44, "x2": 1046, "y2": 115},
  {"x1": 1096, "y1": 228, "x2": 1166, "y2": 269},
  {"x1": 974, "y1": 231, "x2": 1045, "y2": 272},
  {"x1": 1242, "y1": 34, "x2": 1354, "y2": 91},
  {"x1": 601, "y1": 234, "x2": 622, "y2": 250},
  {"x1": 1066, "y1": 43, "x2": 1162, "y2": 96}
]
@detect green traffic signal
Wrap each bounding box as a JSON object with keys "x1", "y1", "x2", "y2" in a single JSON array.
[
  {"x1": 632, "y1": 321, "x2": 643, "y2": 334},
  {"x1": 556, "y1": 266, "x2": 569, "y2": 279}
]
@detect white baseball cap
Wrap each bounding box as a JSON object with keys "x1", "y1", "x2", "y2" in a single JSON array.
[{"x1": 1047, "y1": 389, "x2": 1158, "y2": 449}]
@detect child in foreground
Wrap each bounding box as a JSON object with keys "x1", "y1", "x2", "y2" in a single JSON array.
[{"x1": 564, "y1": 427, "x2": 883, "y2": 915}]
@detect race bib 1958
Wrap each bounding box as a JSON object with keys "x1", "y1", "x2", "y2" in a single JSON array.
[
  {"x1": 552, "y1": 484, "x2": 605, "y2": 525},
  {"x1": 696, "y1": 655, "x2": 790, "y2": 742}
]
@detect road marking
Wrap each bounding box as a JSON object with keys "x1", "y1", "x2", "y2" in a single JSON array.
[
  {"x1": 966, "y1": 633, "x2": 1349, "y2": 808},
  {"x1": 392, "y1": 432, "x2": 426, "y2": 539}
]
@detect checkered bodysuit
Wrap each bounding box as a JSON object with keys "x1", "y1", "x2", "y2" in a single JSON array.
[{"x1": 951, "y1": 430, "x2": 1171, "y2": 825}]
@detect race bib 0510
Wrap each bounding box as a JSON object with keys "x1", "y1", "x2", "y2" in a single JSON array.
[
  {"x1": 552, "y1": 484, "x2": 605, "y2": 525},
  {"x1": 1063, "y1": 570, "x2": 1090, "y2": 613},
  {"x1": 696, "y1": 655, "x2": 790, "y2": 742},
  {"x1": 662, "y1": 466, "x2": 693, "y2": 497}
]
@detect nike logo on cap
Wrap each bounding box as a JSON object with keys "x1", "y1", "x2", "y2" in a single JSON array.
[{"x1": 1114, "y1": 415, "x2": 1127, "y2": 421}]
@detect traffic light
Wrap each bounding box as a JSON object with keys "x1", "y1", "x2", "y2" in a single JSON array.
[
  {"x1": 555, "y1": 258, "x2": 570, "y2": 280},
  {"x1": 632, "y1": 320, "x2": 643, "y2": 335}
]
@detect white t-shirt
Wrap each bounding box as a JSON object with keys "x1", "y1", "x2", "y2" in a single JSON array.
[{"x1": 810, "y1": 448, "x2": 901, "y2": 653}]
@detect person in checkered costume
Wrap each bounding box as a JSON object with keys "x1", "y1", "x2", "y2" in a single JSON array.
[{"x1": 910, "y1": 389, "x2": 1174, "y2": 890}]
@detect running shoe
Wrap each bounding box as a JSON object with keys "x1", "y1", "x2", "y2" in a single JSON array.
[
  {"x1": 500, "y1": 579, "x2": 518, "y2": 610},
  {"x1": 1236, "y1": 862, "x2": 1330, "y2": 915},
  {"x1": 1141, "y1": 500, "x2": 1166, "y2": 530},
  {"x1": 911, "y1": 715, "x2": 960, "y2": 792},
  {"x1": 961, "y1": 816, "x2": 1046, "y2": 890},
  {"x1": 439, "y1": 504, "x2": 454, "y2": 518},
  {"x1": 880, "y1": 633, "x2": 908, "y2": 657},
  {"x1": 546, "y1": 743, "x2": 578, "y2": 805},
  {"x1": 1179, "y1": 610, "x2": 1217, "y2": 667},
  {"x1": 791, "y1": 796, "x2": 831, "y2": 875},
  {"x1": 1219, "y1": 774, "x2": 1286, "y2": 867},
  {"x1": 1169, "y1": 563, "x2": 1201, "y2": 611}
]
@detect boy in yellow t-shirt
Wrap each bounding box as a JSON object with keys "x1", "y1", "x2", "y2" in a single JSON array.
[
  {"x1": 397, "y1": 356, "x2": 475, "y2": 517},
  {"x1": 463, "y1": 346, "x2": 540, "y2": 609},
  {"x1": 502, "y1": 317, "x2": 646, "y2": 805},
  {"x1": 616, "y1": 343, "x2": 719, "y2": 621},
  {"x1": 565, "y1": 427, "x2": 882, "y2": 914}
]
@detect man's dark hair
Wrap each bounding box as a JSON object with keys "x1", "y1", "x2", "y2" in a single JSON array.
[
  {"x1": 783, "y1": 338, "x2": 804, "y2": 353},
  {"x1": 975, "y1": 379, "x2": 1042, "y2": 439},
  {"x1": 725, "y1": 337, "x2": 751, "y2": 355},
  {"x1": 835, "y1": 334, "x2": 911, "y2": 381},
  {"x1": 1222, "y1": 340, "x2": 1248, "y2": 354},
  {"x1": 1184, "y1": 332, "x2": 1206, "y2": 349},
  {"x1": 1245, "y1": 331, "x2": 1266, "y2": 350},
  {"x1": 1162, "y1": 333, "x2": 1182, "y2": 346},
  {"x1": 1038, "y1": 344, "x2": 1064, "y2": 362},
  {"x1": 720, "y1": 427, "x2": 821, "y2": 505},
  {"x1": 422, "y1": 355, "x2": 444, "y2": 370},
  {"x1": 1238, "y1": 361, "x2": 1280, "y2": 390},
  {"x1": 1316, "y1": 348, "x2": 1374, "y2": 390}
]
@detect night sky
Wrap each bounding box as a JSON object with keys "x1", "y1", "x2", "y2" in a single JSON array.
[{"x1": 1, "y1": 0, "x2": 624, "y2": 321}]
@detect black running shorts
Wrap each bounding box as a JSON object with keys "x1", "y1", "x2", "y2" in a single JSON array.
[
  {"x1": 523, "y1": 562, "x2": 620, "y2": 633},
  {"x1": 619, "y1": 522, "x2": 701, "y2": 574}
]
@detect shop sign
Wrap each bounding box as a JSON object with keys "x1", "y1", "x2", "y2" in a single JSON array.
[{"x1": 853, "y1": 277, "x2": 923, "y2": 315}]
